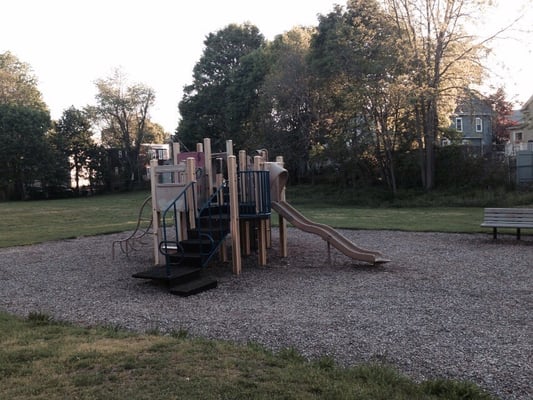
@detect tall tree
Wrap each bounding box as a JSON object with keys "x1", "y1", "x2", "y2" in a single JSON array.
[
  {"x1": 488, "y1": 87, "x2": 516, "y2": 145},
  {"x1": 176, "y1": 23, "x2": 266, "y2": 151},
  {"x1": 0, "y1": 52, "x2": 52, "y2": 200},
  {"x1": 309, "y1": 0, "x2": 406, "y2": 190},
  {"x1": 0, "y1": 51, "x2": 47, "y2": 110},
  {"x1": 383, "y1": 0, "x2": 485, "y2": 190},
  {"x1": 90, "y1": 69, "x2": 155, "y2": 189},
  {"x1": 143, "y1": 121, "x2": 170, "y2": 144},
  {"x1": 259, "y1": 27, "x2": 316, "y2": 181},
  {"x1": 52, "y1": 107, "x2": 95, "y2": 193},
  {"x1": 0, "y1": 104, "x2": 51, "y2": 200}
]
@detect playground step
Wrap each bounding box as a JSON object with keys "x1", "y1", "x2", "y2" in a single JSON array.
[
  {"x1": 169, "y1": 276, "x2": 218, "y2": 297},
  {"x1": 197, "y1": 214, "x2": 230, "y2": 226},
  {"x1": 132, "y1": 265, "x2": 201, "y2": 283},
  {"x1": 199, "y1": 204, "x2": 229, "y2": 216},
  {"x1": 168, "y1": 252, "x2": 204, "y2": 267},
  {"x1": 188, "y1": 228, "x2": 229, "y2": 241},
  {"x1": 180, "y1": 238, "x2": 216, "y2": 253}
]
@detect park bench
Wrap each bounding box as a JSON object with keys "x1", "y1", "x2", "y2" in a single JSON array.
[{"x1": 481, "y1": 208, "x2": 533, "y2": 240}]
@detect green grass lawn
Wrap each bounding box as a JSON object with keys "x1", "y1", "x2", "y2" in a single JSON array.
[
  {"x1": 0, "y1": 191, "x2": 150, "y2": 247},
  {"x1": 0, "y1": 190, "x2": 499, "y2": 248},
  {"x1": 0, "y1": 311, "x2": 493, "y2": 400},
  {"x1": 281, "y1": 205, "x2": 484, "y2": 233}
]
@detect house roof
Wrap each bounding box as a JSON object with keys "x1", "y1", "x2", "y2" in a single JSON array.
[
  {"x1": 454, "y1": 92, "x2": 493, "y2": 116},
  {"x1": 510, "y1": 110, "x2": 523, "y2": 123},
  {"x1": 521, "y1": 94, "x2": 533, "y2": 111}
]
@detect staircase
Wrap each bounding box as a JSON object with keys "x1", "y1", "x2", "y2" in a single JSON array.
[{"x1": 132, "y1": 182, "x2": 229, "y2": 296}]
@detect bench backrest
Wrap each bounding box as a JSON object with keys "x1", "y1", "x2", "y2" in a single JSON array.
[{"x1": 483, "y1": 208, "x2": 533, "y2": 223}]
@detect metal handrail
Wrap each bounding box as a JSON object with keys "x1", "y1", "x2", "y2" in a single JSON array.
[
  {"x1": 237, "y1": 170, "x2": 271, "y2": 218},
  {"x1": 161, "y1": 181, "x2": 196, "y2": 274},
  {"x1": 196, "y1": 182, "x2": 230, "y2": 267}
]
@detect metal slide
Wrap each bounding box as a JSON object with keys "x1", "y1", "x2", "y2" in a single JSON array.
[{"x1": 272, "y1": 200, "x2": 390, "y2": 265}]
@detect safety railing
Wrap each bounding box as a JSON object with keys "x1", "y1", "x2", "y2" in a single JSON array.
[{"x1": 237, "y1": 170, "x2": 271, "y2": 218}]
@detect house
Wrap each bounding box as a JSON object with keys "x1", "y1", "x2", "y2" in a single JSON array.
[
  {"x1": 140, "y1": 143, "x2": 170, "y2": 181},
  {"x1": 507, "y1": 94, "x2": 533, "y2": 155},
  {"x1": 507, "y1": 94, "x2": 533, "y2": 185},
  {"x1": 449, "y1": 93, "x2": 493, "y2": 155},
  {"x1": 88, "y1": 143, "x2": 171, "y2": 192}
]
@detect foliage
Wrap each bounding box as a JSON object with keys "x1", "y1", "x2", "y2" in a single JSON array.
[
  {"x1": 1, "y1": 2, "x2": 519, "y2": 199},
  {"x1": 143, "y1": 120, "x2": 170, "y2": 144},
  {"x1": 0, "y1": 51, "x2": 47, "y2": 110},
  {"x1": 0, "y1": 310, "x2": 494, "y2": 399},
  {"x1": 435, "y1": 145, "x2": 509, "y2": 189},
  {"x1": 382, "y1": 0, "x2": 486, "y2": 190},
  {"x1": 90, "y1": 69, "x2": 156, "y2": 189},
  {"x1": 50, "y1": 107, "x2": 96, "y2": 192},
  {"x1": 259, "y1": 27, "x2": 316, "y2": 182},
  {"x1": 0, "y1": 104, "x2": 51, "y2": 200},
  {"x1": 488, "y1": 87, "x2": 517, "y2": 144},
  {"x1": 0, "y1": 52, "x2": 53, "y2": 200},
  {"x1": 176, "y1": 23, "x2": 266, "y2": 151},
  {"x1": 308, "y1": 0, "x2": 410, "y2": 193},
  {"x1": 175, "y1": 1, "x2": 503, "y2": 194}
]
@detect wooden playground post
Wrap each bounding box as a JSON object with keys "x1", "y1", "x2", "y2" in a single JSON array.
[
  {"x1": 172, "y1": 142, "x2": 180, "y2": 165},
  {"x1": 203, "y1": 138, "x2": 213, "y2": 196},
  {"x1": 228, "y1": 155, "x2": 242, "y2": 274},
  {"x1": 171, "y1": 141, "x2": 188, "y2": 242},
  {"x1": 149, "y1": 158, "x2": 162, "y2": 266}
]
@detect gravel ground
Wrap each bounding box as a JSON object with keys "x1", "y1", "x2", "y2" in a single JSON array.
[{"x1": 0, "y1": 228, "x2": 531, "y2": 399}]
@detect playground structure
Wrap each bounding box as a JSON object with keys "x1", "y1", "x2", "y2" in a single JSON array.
[{"x1": 126, "y1": 138, "x2": 389, "y2": 296}]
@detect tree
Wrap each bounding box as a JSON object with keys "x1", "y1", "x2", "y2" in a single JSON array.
[
  {"x1": 51, "y1": 107, "x2": 95, "y2": 193},
  {"x1": 309, "y1": 0, "x2": 408, "y2": 191},
  {"x1": 0, "y1": 52, "x2": 52, "y2": 200},
  {"x1": 0, "y1": 51, "x2": 47, "y2": 110},
  {"x1": 488, "y1": 87, "x2": 516, "y2": 145},
  {"x1": 259, "y1": 27, "x2": 317, "y2": 181},
  {"x1": 143, "y1": 121, "x2": 170, "y2": 144},
  {"x1": 382, "y1": 0, "x2": 486, "y2": 190},
  {"x1": 0, "y1": 104, "x2": 51, "y2": 200},
  {"x1": 90, "y1": 69, "x2": 156, "y2": 189},
  {"x1": 176, "y1": 23, "x2": 266, "y2": 151}
]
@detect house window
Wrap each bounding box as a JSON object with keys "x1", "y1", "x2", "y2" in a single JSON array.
[
  {"x1": 516, "y1": 132, "x2": 523, "y2": 142},
  {"x1": 156, "y1": 149, "x2": 166, "y2": 160},
  {"x1": 475, "y1": 117, "x2": 482, "y2": 132},
  {"x1": 456, "y1": 117, "x2": 463, "y2": 132}
]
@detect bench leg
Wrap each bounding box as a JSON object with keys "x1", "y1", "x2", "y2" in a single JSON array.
[
  {"x1": 493, "y1": 227, "x2": 497, "y2": 240},
  {"x1": 517, "y1": 228, "x2": 521, "y2": 240}
]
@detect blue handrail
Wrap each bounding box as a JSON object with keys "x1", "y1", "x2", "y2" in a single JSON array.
[
  {"x1": 196, "y1": 182, "x2": 230, "y2": 267},
  {"x1": 160, "y1": 181, "x2": 196, "y2": 274}
]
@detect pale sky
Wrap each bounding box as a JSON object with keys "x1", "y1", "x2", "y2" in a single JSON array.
[{"x1": 1, "y1": 0, "x2": 532, "y2": 133}]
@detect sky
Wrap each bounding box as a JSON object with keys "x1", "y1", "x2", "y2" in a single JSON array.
[{"x1": 1, "y1": 0, "x2": 532, "y2": 133}]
